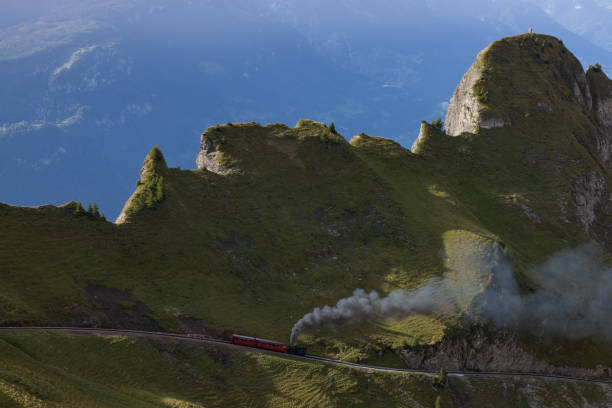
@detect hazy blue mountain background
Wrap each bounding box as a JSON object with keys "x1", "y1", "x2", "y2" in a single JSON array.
[{"x1": 2, "y1": 0, "x2": 612, "y2": 220}]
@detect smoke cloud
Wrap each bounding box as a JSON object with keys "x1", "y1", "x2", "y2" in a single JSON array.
[
  {"x1": 480, "y1": 243, "x2": 612, "y2": 339},
  {"x1": 290, "y1": 240, "x2": 612, "y2": 343},
  {"x1": 290, "y1": 284, "x2": 446, "y2": 343}
]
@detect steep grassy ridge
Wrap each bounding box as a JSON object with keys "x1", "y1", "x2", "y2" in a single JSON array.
[
  {"x1": 3, "y1": 34, "x2": 612, "y2": 384},
  {"x1": 2, "y1": 120, "x2": 467, "y2": 356}
]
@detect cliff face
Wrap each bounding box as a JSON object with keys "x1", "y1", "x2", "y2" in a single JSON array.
[
  {"x1": 399, "y1": 325, "x2": 612, "y2": 379},
  {"x1": 443, "y1": 47, "x2": 489, "y2": 136},
  {"x1": 196, "y1": 133, "x2": 238, "y2": 175},
  {"x1": 437, "y1": 34, "x2": 612, "y2": 251},
  {"x1": 587, "y1": 67, "x2": 612, "y2": 167},
  {"x1": 444, "y1": 35, "x2": 594, "y2": 137}
]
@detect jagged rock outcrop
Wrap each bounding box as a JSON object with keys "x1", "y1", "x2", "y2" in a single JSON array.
[
  {"x1": 570, "y1": 69, "x2": 612, "y2": 245},
  {"x1": 399, "y1": 326, "x2": 612, "y2": 380},
  {"x1": 196, "y1": 134, "x2": 236, "y2": 175},
  {"x1": 444, "y1": 44, "x2": 508, "y2": 136},
  {"x1": 410, "y1": 122, "x2": 430, "y2": 153},
  {"x1": 571, "y1": 170, "x2": 610, "y2": 234},
  {"x1": 442, "y1": 34, "x2": 612, "y2": 250},
  {"x1": 587, "y1": 67, "x2": 612, "y2": 167},
  {"x1": 443, "y1": 50, "x2": 485, "y2": 136},
  {"x1": 573, "y1": 69, "x2": 593, "y2": 111}
]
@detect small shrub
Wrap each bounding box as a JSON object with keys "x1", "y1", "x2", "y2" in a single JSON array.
[
  {"x1": 516, "y1": 396, "x2": 529, "y2": 408},
  {"x1": 472, "y1": 82, "x2": 489, "y2": 103},
  {"x1": 329, "y1": 122, "x2": 337, "y2": 134},
  {"x1": 431, "y1": 118, "x2": 443, "y2": 130},
  {"x1": 92, "y1": 202, "x2": 100, "y2": 217},
  {"x1": 319, "y1": 129, "x2": 342, "y2": 145},
  {"x1": 589, "y1": 63, "x2": 603, "y2": 72},
  {"x1": 439, "y1": 368, "x2": 447, "y2": 385},
  {"x1": 431, "y1": 368, "x2": 447, "y2": 389},
  {"x1": 129, "y1": 174, "x2": 164, "y2": 215}
]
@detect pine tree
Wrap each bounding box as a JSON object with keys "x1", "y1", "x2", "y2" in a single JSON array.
[
  {"x1": 329, "y1": 122, "x2": 337, "y2": 133},
  {"x1": 74, "y1": 202, "x2": 83, "y2": 214},
  {"x1": 87, "y1": 203, "x2": 92, "y2": 213},
  {"x1": 92, "y1": 202, "x2": 100, "y2": 217}
]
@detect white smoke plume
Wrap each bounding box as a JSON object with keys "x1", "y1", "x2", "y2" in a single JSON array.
[
  {"x1": 289, "y1": 284, "x2": 446, "y2": 343},
  {"x1": 477, "y1": 243, "x2": 612, "y2": 339},
  {"x1": 290, "y1": 241, "x2": 612, "y2": 343}
]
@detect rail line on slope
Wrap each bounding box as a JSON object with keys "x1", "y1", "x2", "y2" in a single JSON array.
[{"x1": 1, "y1": 326, "x2": 611, "y2": 385}]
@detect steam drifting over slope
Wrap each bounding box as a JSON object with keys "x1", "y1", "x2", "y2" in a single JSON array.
[{"x1": 290, "y1": 234, "x2": 612, "y2": 343}]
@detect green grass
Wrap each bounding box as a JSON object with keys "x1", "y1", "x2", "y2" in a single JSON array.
[
  {"x1": 3, "y1": 34, "x2": 612, "y2": 381},
  {"x1": 1, "y1": 331, "x2": 610, "y2": 407},
  {"x1": 0, "y1": 330, "x2": 442, "y2": 407}
]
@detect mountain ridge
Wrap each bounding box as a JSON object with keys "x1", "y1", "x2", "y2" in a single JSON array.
[{"x1": 3, "y1": 32, "x2": 612, "y2": 406}]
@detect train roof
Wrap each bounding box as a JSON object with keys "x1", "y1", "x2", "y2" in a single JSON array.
[{"x1": 231, "y1": 334, "x2": 286, "y2": 346}]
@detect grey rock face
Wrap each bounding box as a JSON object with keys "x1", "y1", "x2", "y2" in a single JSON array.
[
  {"x1": 571, "y1": 170, "x2": 609, "y2": 234},
  {"x1": 480, "y1": 117, "x2": 509, "y2": 130},
  {"x1": 410, "y1": 122, "x2": 429, "y2": 153},
  {"x1": 589, "y1": 76, "x2": 612, "y2": 167},
  {"x1": 444, "y1": 45, "x2": 510, "y2": 136},
  {"x1": 444, "y1": 50, "x2": 485, "y2": 136},
  {"x1": 399, "y1": 326, "x2": 611, "y2": 379},
  {"x1": 573, "y1": 70, "x2": 593, "y2": 111},
  {"x1": 196, "y1": 135, "x2": 237, "y2": 175}
]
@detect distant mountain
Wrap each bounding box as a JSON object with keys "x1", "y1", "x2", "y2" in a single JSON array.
[{"x1": 524, "y1": 0, "x2": 612, "y2": 58}]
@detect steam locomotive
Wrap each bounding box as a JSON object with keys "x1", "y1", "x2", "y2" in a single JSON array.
[{"x1": 231, "y1": 334, "x2": 307, "y2": 355}]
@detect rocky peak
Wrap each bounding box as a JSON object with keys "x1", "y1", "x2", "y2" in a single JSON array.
[
  {"x1": 196, "y1": 130, "x2": 238, "y2": 175},
  {"x1": 115, "y1": 146, "x2": 167, "y2": 224},
  {"x1": 444, "y1": 45, "x2": 494, "y2": 136},
  {"x1": 140, "y1": 145, "x2": 167, "y2": 181},
  {"x1": 444, "y1": 34, "x2": 592, "y2": 137}
]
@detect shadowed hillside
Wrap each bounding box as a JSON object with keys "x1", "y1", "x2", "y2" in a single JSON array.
[{"x1": 3, "y1": 33, "x2": 612, "y2": 406}]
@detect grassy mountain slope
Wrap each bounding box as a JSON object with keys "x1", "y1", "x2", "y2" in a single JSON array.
[
  {"x1": 3, "y1": 33, "x2": 612, "y2": 404},
  {"x1": 0, "y1": 330, "x2": 609, "y2": 408}
]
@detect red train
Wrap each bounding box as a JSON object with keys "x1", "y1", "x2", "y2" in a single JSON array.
[{"x1": 231, "y1": 334, "x2": 307, "y2": 355}]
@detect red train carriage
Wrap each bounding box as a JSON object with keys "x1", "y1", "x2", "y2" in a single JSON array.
[
  {"x1": 231, "y1": 334, "x2": 306, "y2": 355},
  {"x1": 231, "y1": 334, "x2": 257, "y2": 347}
]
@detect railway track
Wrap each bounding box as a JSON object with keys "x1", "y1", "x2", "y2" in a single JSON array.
[{"x1": 1, "y1": 326, "x2": 611, "y2": 385}]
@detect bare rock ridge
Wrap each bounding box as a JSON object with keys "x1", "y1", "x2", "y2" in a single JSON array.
[
  {"x1": 588, "y1": 66, "x2": 612, "y2": 167},
  {"x1": 196, "y1": 132, "x2": 236, "y2": 175},
  {"x1": 443, "y1": 43, "x2": 508, "y2": 136},
  {"x1": 399, "y1": 326, "x2": 611, "y2": 380},
  {"x1": 435, "y1": 34, "x2": 612, "y2": 249},
  {"x1": 443, "y1": 34, "x2": 612, "y2": 153}
]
